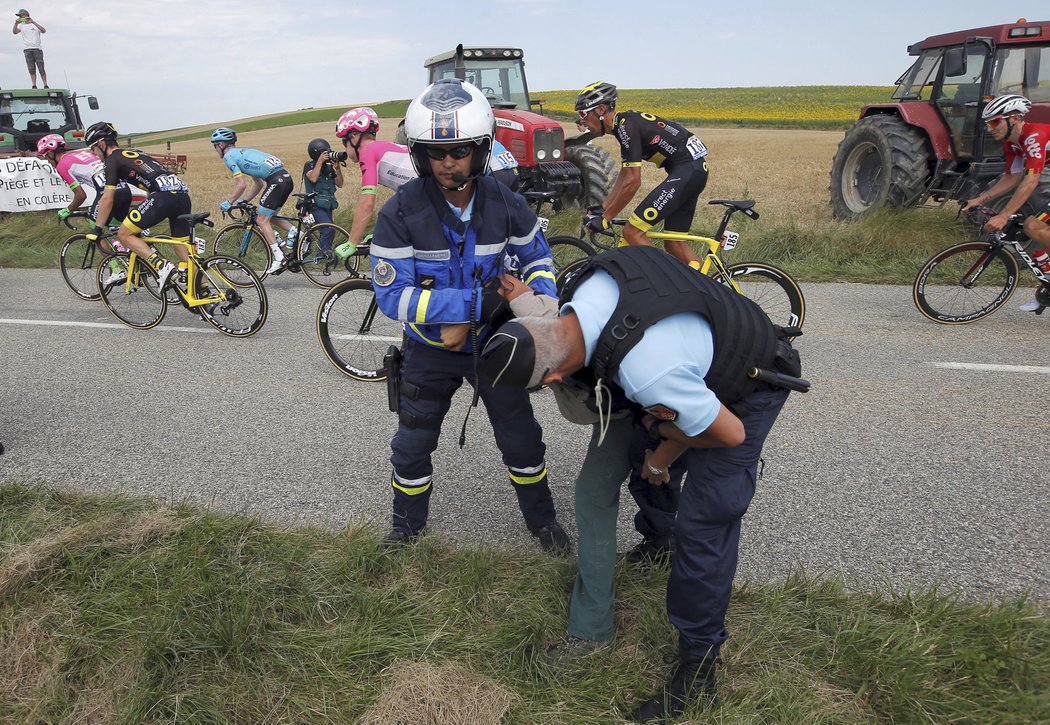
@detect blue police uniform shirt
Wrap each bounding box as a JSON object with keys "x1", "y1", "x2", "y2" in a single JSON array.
[
  {"x1": 222, "y1": 147, "x2": 285, "y2": 179},
  {"x1": 561, "y1": 269, "x2": 721, "y2": 437}
]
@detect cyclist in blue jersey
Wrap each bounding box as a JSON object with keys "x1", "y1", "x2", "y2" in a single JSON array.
[{"x1": 211, "y1": 127, "x2": 298, "y2": 274}]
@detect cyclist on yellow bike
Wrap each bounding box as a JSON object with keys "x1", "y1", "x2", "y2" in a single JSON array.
[
  {"x1": 85, "y1": 121, "x2": 189, "y2": 291},
  {"x1": 575, "y1": 81, "x2": 710, "y2": 269}
]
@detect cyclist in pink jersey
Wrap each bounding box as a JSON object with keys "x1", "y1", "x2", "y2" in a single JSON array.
[
  {"x1": 962, "y1": 94, "x2": 1050, "y2": 311},
  {"x1": 334, "y1": 107, "x2": 416, "y2": 253},
  {"x1": 37, "y1": 134, "x2": 131, "y2": 227}
]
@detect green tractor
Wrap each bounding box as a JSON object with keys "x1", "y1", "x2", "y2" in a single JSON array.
[{"x1": 0, "y1": 88, "x2": 99, "y2": 156}]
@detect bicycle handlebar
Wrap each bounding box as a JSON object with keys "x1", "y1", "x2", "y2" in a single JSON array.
[{"x1": 62, "y1": 210, "x2": 90, "y2": 230}]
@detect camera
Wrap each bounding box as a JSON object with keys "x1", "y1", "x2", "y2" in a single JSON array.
[{"x1": 328, "y1": 150, "x2": 349, "y2": 164}]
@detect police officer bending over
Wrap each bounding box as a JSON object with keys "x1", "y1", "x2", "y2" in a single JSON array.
[
  {"x1": 370, "y1": 78, "x2": 571, "y2": 554},
  {"x1": 479, "y1": 245, "x2": 806, "y2": 721}
]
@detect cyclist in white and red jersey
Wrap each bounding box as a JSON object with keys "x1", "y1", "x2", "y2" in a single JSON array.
[
  {"x1": 37, "y1": 134, "x2": 131, "y2": 228},
  {"x1": 334, "y1": 107, "x2": 416, "y2": 254},
  {"x1": 963, "y1": 94, "x2": 1050, "y2": 311}
]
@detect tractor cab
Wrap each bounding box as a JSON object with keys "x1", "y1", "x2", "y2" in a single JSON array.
[{"x1": 417, "y1": 45, "x2": 615, "y2": 209}]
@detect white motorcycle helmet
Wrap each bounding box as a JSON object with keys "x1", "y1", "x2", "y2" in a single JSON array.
[{"x1": 404, "y1": 78, "x2": 494, "y2": 182}]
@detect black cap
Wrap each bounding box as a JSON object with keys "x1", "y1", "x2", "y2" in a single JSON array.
[{"x1": 478, "y1": 321, "x2": 539, "y2": 388}]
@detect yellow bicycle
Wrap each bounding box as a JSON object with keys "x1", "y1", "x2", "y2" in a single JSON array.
[
  {"x1": 549, "y1": 200, "x2": 805, "y2": 330},
  {"x1": 96, "y1": 212, "x2": 269, "y2": 337}
]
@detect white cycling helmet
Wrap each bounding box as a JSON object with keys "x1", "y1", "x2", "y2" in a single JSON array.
[
  {"x1": 336, "y1": 107, "x2": 379, "y2": 138},
  {"x1": 404, "y1": 78, "x2": 494, "y2": 180},
  {"x1": 981, "y1": 94, "x2": 1032, "y2": 121}
]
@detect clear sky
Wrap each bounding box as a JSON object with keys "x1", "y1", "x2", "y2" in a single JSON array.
[{"x1": 3, "y1": 0, "x2": 1041, "y2": 133}]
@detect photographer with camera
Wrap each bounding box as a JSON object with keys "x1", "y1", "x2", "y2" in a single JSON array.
[
  {"x1": 12, "y1": 9, "x2": 46, "y2": 88},
  {"x1": 302, "y1": 138, "x2": 345, "y2": 257},
  {"x1": 333, "y1": 107, "x2": 417, "y2": 258}
]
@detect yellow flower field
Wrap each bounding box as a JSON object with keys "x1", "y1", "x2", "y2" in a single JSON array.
[{"x1": 536, "y1": 86, "x2": 897, "y2": 127}]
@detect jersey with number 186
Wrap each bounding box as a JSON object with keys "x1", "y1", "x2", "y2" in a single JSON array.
[{"x1": 103, "y1": 149, "x2": 189, "y2": 193}]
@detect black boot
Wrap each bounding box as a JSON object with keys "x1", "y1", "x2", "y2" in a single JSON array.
[{"x1": 630, "y1": 653, "x2": 718, "y2": 723}]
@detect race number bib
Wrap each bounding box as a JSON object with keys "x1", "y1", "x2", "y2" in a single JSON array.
[{"x1": 686, "y1": 136, "x2": 708, "y2": 160}]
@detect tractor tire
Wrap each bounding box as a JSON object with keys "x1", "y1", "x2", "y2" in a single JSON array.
[
  {"x1": 564, "y1": 143, "x2": 616, "y2": 209},
  {"x1": 829, "y1": 114, "x2": 931, "y2": 219},
  {"x1": 393, "y1": 119, "x2": 408, "y2": 146}
]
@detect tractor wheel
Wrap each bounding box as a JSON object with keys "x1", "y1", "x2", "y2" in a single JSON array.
[
  {"x1": 829, "y1": 114, "x2": 931, "y2": 219},
  {"x1": 564, "y1": 143, "x2": 616, "y2": 209},
  {"x1": 393, "y1": 119, "x2": 408, "y2": 146}
]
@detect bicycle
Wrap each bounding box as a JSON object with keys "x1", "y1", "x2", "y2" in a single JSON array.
[
  {"x1": 211, "y1": 194, "x2": 354, "y2": 286},
  {"x1": 58, "y1": 210, "x2": 124, "y2": 301},
  {"x1": 548, "y1": 199, "x2": 806, "y2": 331},
  {"x1": 913, "y1": 206, "x2": 1050, "y2": 323},
  {"x1": 97, "y1": 212, "x2": 269, "y2": 337}
]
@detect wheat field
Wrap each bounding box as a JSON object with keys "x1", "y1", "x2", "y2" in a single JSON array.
[{"x1": 137, "y1": 119, "x2": 844, "y2": 237}]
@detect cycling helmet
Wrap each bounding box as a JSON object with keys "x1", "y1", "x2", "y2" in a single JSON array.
[
  {"x1": 307, "y1": 138, "x2": 331, "y2": 161},
  {"x1": 36, "y1": 133, "x2": 66, "y2": 155},
  {"x1": 575, "y1": 81, "x2": 617, "y2": 112},
  {"x1": 210, "y1": 127, "x2": 237, "y2": 144},
  {"x1": 404, "y1": 79, "x2": 494, "y2": 179},
  {"x1": 84, "y1": 121, "x2": 118, "y2": 145},
  {"x1": 336, "y1": 107, "x2": 380, "y2": 138},
  {"x1": 982, "y1": 94, "x2": 1032, "y2": 120}
]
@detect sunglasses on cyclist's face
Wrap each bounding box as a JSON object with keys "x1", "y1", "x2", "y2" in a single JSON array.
[
  {"x1": 423, "y1": 144, "x2": 473, "y2": 161},
  {"x1": 985, "y1": 117, "x2": 1006, "y2": 130},
  {"x1": 577, "y1": 107, "x2": 599, "y2": 120}
]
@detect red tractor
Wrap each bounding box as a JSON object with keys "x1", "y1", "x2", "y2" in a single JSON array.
[
  {"x1": 403, "y1": 45, "x2": 615, "y2": 210},
  {"x1": 830, "y1": 19, "x2": 1050, "y2": 218}
]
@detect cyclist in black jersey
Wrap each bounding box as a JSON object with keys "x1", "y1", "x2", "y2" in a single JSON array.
[
  {"x1": 85, "y1": 121, "x2": 191, "y2": 290},
  {"x1": 575, "y1": 81, "x2": 710, "y2": 268}
]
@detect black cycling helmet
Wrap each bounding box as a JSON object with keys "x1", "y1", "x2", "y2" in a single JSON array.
[
  {"x1": 575, "y1": 81, "x2": 617, "y2": 112},
  {"x1": 307, "y1": 138, "x2": 331, "y2": 161},
  {"x1": 84, "y1": 121, "x2": 118, "y2": 145}
]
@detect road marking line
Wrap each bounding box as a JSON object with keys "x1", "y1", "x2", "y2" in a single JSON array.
[
  {"x1": 930, "y1": 362, "x2": 1050, "y2": 375},
  {"x1": 0, "y1": 318, "x2": 212, "y2": 334}
]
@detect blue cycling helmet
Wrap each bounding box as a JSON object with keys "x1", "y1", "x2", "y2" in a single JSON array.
[{"x1": 210, "y1": 127, "x2": 237, "y2": 144}]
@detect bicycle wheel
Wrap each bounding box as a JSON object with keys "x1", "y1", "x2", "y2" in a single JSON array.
[
  {"x1": 912, "y1": 242, "x2": 1019, "y2": 324},
  {"x1": 211, "y1": 223, "x2": 273, "y2": 280},
  {"x1": 725, "y1": 262, "x2": 806, "y2": 330},
  {"x1": 546, "y1": 235, "x2": 595, "y2": 274},
  {"x1": 196, "y1": 255, "x2": 269, "y2": 337},
  {"x1": 60, "y1": 234, "x2": 105, "y2": 301},
  {"x1": 297, "y1": 222, "x2": 354, "y2": 288},
  {"x1": 554, "y1": 256, "x2": 592, "y2": 296},
  {"x1": 316, "y1": 278, "x2": 402, "y2": 381},
  {"x1": 97, "y1": 253, "x2": 167, "y2": 330}
]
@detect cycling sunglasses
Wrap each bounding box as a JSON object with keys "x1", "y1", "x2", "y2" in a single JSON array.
[
  {"x1": 577, "y1": 107, "x2": 599, "y2": 120},
  {"x1": 423, "y1": 143, "x2": 473, "y2": 161}
]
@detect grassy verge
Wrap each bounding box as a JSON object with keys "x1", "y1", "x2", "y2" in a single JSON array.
[
  {"x1": 1, "y1": 206, "x2": 974, "y2": 286},
  {"x1": 1, "y1": 482, "x2": 1046, "y2": 723}
]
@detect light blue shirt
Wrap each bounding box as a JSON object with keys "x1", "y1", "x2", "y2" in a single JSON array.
[
  {"x1": 222, "y1": 147, "x2": 284, "y2": 179},
  {"x1": 561, "y1": 269, "x2": 720, "y2": 436}
]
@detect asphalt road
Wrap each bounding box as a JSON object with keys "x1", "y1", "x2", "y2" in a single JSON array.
[{"x1": 1, "y1": 268, "x2": 1047, "y2": 604}]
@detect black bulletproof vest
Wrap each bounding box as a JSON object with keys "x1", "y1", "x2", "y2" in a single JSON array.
[{"x1": 560, "y1": 246, "x2": 777, "y2": 405}]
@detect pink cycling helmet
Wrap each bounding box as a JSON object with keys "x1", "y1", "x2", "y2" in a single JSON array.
[
  {"x1": 36, "y1": 133, "x2": 67, "y2": 155},
  {"x1": 336, "y1": 107, "x2": 380, "y2": 138}
]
